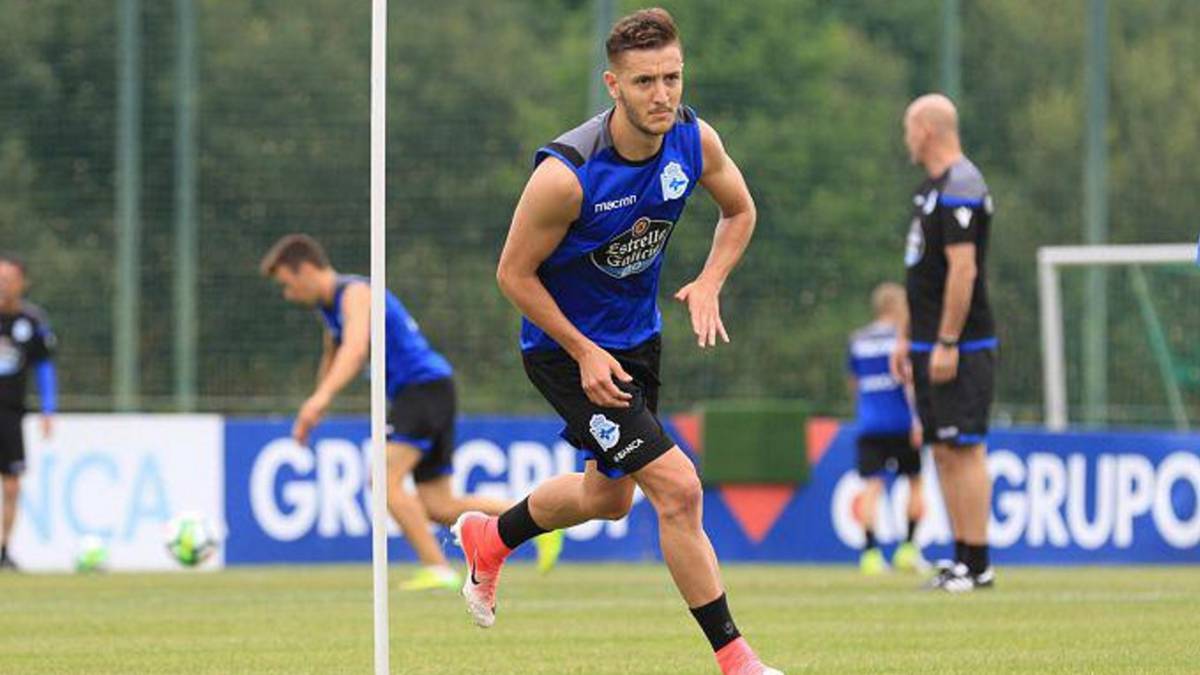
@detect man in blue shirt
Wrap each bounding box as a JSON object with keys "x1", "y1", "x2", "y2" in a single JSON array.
[
  {"x1": 261, "y1": 235, "x2": 561, "y2": 590},
  {"x1": 847, "y1": 282, "x2": 925, "y2": 575},
  {"x1": 0, "y1": 253, "x2": 58, "y2": 571},
  {"x1": 451, "y1": 9, "x2": 779, "y2": 675}
]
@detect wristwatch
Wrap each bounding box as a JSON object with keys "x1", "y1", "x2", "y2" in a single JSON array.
[{"x1": 937, "y1": 336, "x2": 959, "y2": 348}]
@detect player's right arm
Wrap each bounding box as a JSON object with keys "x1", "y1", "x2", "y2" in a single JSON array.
[
  {"x1": 317, "y1": 329, "x2": 335, "y2": 382},
  {"x1": 293, "y1": 284, "x2": 370, "y2": 445},
  {"x1": 844, "y1": 343, "x2": 858, "y2": 408},
  {"x1": 497, "y1": 158, "x2": 633, "y2": 409}
]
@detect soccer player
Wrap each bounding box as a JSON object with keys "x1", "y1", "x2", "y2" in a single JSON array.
[
  {"x1": 847, "y1": 282, "x2": 926, "y2": 576},
  {"x1": 0, "y1": 253, "x2": 57, "y2": 571},
  {"x1": 890, "y1": 94, "x2": 997, "y2": 592},
  {"x1": 452, "y1": 9, "x2": 781, "y2": 674},
  {"x1": 260, "y1": 235, "x2": 562, "y2": 590}
]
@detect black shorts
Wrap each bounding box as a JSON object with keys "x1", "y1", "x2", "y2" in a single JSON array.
[
  {"x1": 857, "y1": 433, "x2": 921, "y2": 477},
  {"x1": 0, "y1": 410, "x2": 26, "y2": 476},
  {"x1": 387, "y1": 377, "x2": 457, "y2": 484},
  {"x1": 912, "y1": 349, "x2": 995, "y2": 447},
  {"x1": 523, "y1": 336, "x2": 675, "y2": 478}
]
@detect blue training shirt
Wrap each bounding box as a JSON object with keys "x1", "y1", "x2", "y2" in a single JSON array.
[
  {"x1": 847, "y1": 321, "x2": 913, "y2": 436},
  {"x1": 318, "y1": 275, "x2": 452, "y2": 398},
  {"x1": 522, "y1": 106, "x2": 704, "y2": 352}
]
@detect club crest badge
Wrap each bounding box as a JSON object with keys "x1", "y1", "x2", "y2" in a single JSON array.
[
  {"x1": 660, "y1": 161, "x2": 688, "y2": 201},
  {"x1": 11, "y1": 318, "x2": 32, "y2": 343},
  {"x1": 589, "y1": 414, "x2": 620, "y2": 452}
]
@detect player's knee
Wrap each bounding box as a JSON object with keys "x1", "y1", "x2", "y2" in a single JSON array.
[
  {"x1": 1, "y1": 477, "x2": 18, "y2": 499},
  {"x1": 389, "y1": 485, "x2": 419, "y2": 509},
  {"x1": 422, "y1": 499, "x2": 458, "y2": 526},
  {"x1": 586, "y1": 491, "x2": 633, "y2": 521},
  {"x1": 655, "y1": 472, "x2": 702, "y2": 523}
]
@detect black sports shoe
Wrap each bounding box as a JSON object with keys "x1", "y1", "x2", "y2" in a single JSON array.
[
  {"x1": 971, "y1": 566, "x2": 995, "y2": 589},
  {"x1": 941, "y1": 564, "x2": 995, "y2": 593},
  {"x1": 0, "y1": 553, "x2": 19, "y2": 572}
]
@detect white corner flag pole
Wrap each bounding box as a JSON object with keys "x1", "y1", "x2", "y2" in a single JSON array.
[{"x1": 370, "y1": 0, "x2": 390, "y2": 673}]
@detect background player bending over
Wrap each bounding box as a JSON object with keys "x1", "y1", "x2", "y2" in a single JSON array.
[
  {"x1": 847, "y1": 282, "x2": 926, "y2": 575},
  {"x1": 452, "y1": 9, "x2": 781, "y2": 675},
  {"x1": 0, "y1": 253, "x2": 58, "y2": 571},
  {"x1": 261, "y1": 235, "x2": 562, "y2": 590}
]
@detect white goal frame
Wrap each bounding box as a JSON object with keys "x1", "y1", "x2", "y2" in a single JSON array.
[{"x1": 1038, "y1": 242, "x2": 1197, "y2": 430}]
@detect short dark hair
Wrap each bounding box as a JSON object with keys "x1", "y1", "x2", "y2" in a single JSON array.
[
  {"x1": 0, "y1": 252, "x2": 27, "y2": 275},
  {"x1": 606, "y1": 8, "x2": 681, "y2": 64},
  {"x1": 259, "y1": 234, "x2": 330, "y2": 277}
]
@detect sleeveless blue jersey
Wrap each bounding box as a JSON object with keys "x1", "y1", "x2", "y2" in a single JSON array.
[
  {"x1": 318, "y1": 275, "x2": 452, "y2": 398},
  {"x1": 847, "y1": 322, "x2": 913, "y2": 436},
  {"x1": 522, "y1": 106, "x2": 704, "y2": 352}
]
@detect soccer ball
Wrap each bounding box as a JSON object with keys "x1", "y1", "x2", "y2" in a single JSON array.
[
  {"x1": 75, "y1": 535, "x2": 108, "y2": 573},
  {"x1": 165, "y1": 512, "x2": 218, "y2": 567}
]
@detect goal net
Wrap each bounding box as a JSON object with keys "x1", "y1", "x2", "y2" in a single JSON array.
[{"x1": 1038, "y1": 243, "x2": 1200, "y2": 430}]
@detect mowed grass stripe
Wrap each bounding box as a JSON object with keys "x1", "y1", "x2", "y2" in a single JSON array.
[{"x1": 1, "y1": 564, "x2": 1198, "y2": 673}]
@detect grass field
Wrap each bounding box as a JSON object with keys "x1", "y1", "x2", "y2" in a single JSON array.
[{"x1": 2, "y1": 563, "x2": 1199, "y2": 674}]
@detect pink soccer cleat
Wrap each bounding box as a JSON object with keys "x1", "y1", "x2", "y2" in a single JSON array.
[
  {"x1": 715, "y1": 637, "x2": 784, "y2": 675},
  {"x1": 451, "y1": 511, "x2": 509, "y2": 628}
]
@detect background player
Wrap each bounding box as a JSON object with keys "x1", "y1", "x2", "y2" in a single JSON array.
[
  {"x1": 0, "y1": 253, "x2": 57, "y2": 571},
  {"x1": 260, "y1": 235, "x2": 562, "y2": 590},
  {"x1": 452, "y1": 9, "x2": 781, "y2": 675},
  {"x1": 891, "y1": 94, "x2": 997, "y2": 592},
  {"x1": 847, "y1": 282, "x2": 925, "y2": 575}
]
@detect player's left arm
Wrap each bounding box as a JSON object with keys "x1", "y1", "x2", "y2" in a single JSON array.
[
  {"x1": 929, "y1": 243, "x2": 976, "y2": 384},
  {"x1": 30, "y1": 310, "x2": 57, "y2": 439},
  {"x1": 35, "y1": 361, "x2": 57, "y2": 439},
  {"x1": 293, "y1": 283, "x2": 370, "y2": 445},
  {"x1": 677, "y1": 119, "x2": 756, "y2": 348}
]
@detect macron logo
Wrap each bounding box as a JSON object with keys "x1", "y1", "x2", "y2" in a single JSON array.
[{"x1": 594, "y1": 195, "x2": 638, "y2": 213}]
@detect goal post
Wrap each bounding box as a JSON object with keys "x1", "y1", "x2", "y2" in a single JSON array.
[{"x1": 1037, "y1": 242, "x2": 1197, "y2": 431}]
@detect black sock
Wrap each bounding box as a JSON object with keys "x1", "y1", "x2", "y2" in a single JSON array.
[
  {"x1": 496, "y1": 497, "x2": 548, "y2": 550},
  {"x1": 0, "y1": 544, "x2": 6, "y2": 559},
  {"x1": 689, "y1": 593, "x2": 741, "y2": 652},
  {"x1": 906, "y1": 519, "x2": 918, "y2": 542},
  {"x1": 864, "y1": 530, "x2": 877, "y2": 551},
  {"x1": 965, "y1": 544, "x2": 990, "y2": 575},
  {"x1": 954, "y1": 540, "x2": 966, "y2": 564}
]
